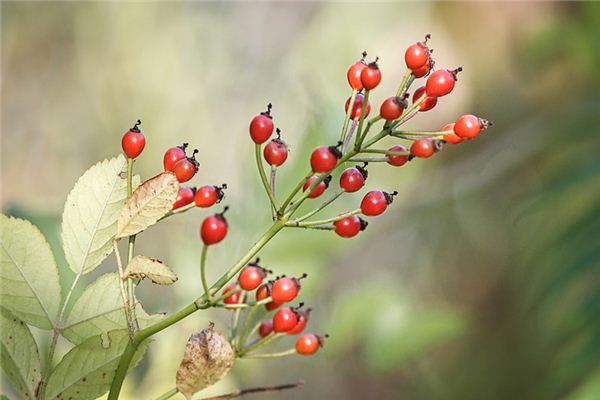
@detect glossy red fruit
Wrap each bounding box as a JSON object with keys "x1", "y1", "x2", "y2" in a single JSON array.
[
  {"x1": 238, "y1": 261, "x2": 269, "y2": 291},
  {"x1": 360, "y1": 190, "x2": 397, "y2": 216},
  {"x1": 441, "y1": 123, "x2": 463, "y2": 144},
  {"x1": 310, "y1": 146, "x2": 341, "y2": 173},
  {"x1": 258, "y1": 320, "x2": 274, "y2": 337},
  {"x1": 360, "y1": 60, "x2": 381, "y2": 90},
  {"x1": 345, "y1": 93, "x2": 371, "y2": 120},
  {"x1": 334, "y1": 215, "x2": 367, "y2": 238},
  {"x1": 413, "y1": 86, "x2": 438, "y2": 111},
  {"x1": 412, "y1": 62, "x2": 431, "y2": 78},
  {"x1": 163, "y1": 143, "x2": 188, "y2": 172},
  {"x1": 255, "y1": 282, "x2": 281, "y2": 311},
  {"x1": 249, "y1": 103, "x2": 274, "y2": 144},
  {"x1": 454, "y1": 114, "x2": 489, "y2": 139},
  {"x1": 411, "y1": 137, "x2": 441, "y2": 158},
  {"x1": 200, "y1": 207, "x2": 229, "y2": 245},
  {"x1": 287, "y1": 308, "x2": 311, "y2": 335},
  {"x1": 273, "y1": 307, "x2": 298, "y2": 333},
  {"x1": 174, "y1": 149, "x2": 199, "y2": 183},
  {"x1": 223, "y1": 283, "x2": 241, "y2": 305},
  {"x1": 339, "y1": 165, "x2": 368, "y2": 193},
  {"x1": 263, "y1": 129, "x2": 289, "y2": 167},
  {"x1": 303, "y1": 175, "x2": 331, "y2": 199},
  {"x1": 194, "y1": 184, "x2": 227, "y2": 208},
  {"x1": 405, "y1": 35, "x2": 431, "y2": 70},
  {"x1": 425, "y1": 68, "x2": 462, "y2": 97},
  {"x1": 387, "y1": 145, "x2": 409, "y2": 167},
  {"x1": 347, "y1": 52, "x2": 368, "y2": 90},
  {"x1": 380, "y1": 96, "x2": 406, "y2": 121},
  {"x1": 121, "y1": 120, "x2": 145, "y2": 159},
  {"x1": 173, "y1": 186, "x2": 196, "y2": 210},
  {"x1": 296, "y1": 333, "x2": 325, "y2": 355},
  {"x1": 271, "y1": 275, "x2": 304, "y2": 304}
]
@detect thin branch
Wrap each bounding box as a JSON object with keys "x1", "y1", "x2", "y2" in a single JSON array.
[
  {"x1": 199, "y1": 381, "x2": 304, "y2": 400},
  {"x1": 255, "y1": 143, "x2": 279, "y2": 213},
  {"x1": 295, "y1": 191, "x2": 344, "y2": 223},
  {"x1": 339, "y1": 89, "x2": 358, "y2": 143},
  {"x1": 200, "y1": 244, "x2": 212, "y2": 303}
]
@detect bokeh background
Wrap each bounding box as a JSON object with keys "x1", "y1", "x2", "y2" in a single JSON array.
[{"x1": 2, "y1": 2, "x2": 600, "y2": 399}]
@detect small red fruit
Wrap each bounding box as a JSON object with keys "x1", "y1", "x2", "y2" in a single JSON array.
[
  {"x1": 360, "y1": 190, "x2": 397, "y2": 216},
  {"x1": 345, "y1": 93, "x2": 371, "y2": 120},
  {"x1": 200, "y1": 207, "x2": 229, "y2": 245},
  {"x1": 454, "y1": 114, "x2": 491, "y2": 139},
  {"x1": 413, "y1": 86, "x2": 438, "y2": 112},
  {"x1": 255, "y1": 282, "x2": 281, "y2": 311},
  {"x1": 263, "y1": 129, "x2": 289, "y2": 167},
  {"x1": 380, "y1": 96, "x2": 406, "y2": 121},
  {"x1": 249, "y1": 103, "x2": 274, "y2": 144},
  {"x1": 271, "y1": 275, "x2": 305, "y2": 304},
  {"x1": 425, "y1": 68, "x2": 462, "y2": 97},
  {"x1": 386, "y1": 145, "x2": 409, "y2": 167},
  {"x1": 441, "y1": 123, "x2": 463, "y2": 144},
  {"x1": 303, "y1": 175, "x2": 331, "y2": 199},
  {"x1": 296, "y1": 333, "x2": 326, "y2": 355},
  {"x1": 194, "y1": 184, "x2": 227, "y2": 208},
  {"x1": 310, "y1": 145, "x2": 341, "y2": 173},
  {"x1": 334, "y1": 215, "x2": 367, "y2": 238},
  {"x1": 273, "y1": 307, "x2": 299, "y2": 333},
  {"x1": 238, "y1": 260, "x2": 270, "y2": 291},
  {"x1": 174, "y1": 149, "x2": 199, "y2": 183},
  {"x1": 412, "y1": 62, "x2": 432, "y2": 78},
  {"x1": 173, "y1": 186, "x2": 196, "y2": 210},
  {"x1": 411, "y1": 137, "x2": 441, "y2": 158},
  {"x1": 287, "y1": 308, "x2": 311, "y2": 335},
  {"x1": 163, "y1": 143, "x2": 188, "y2": 172},
  {"x1": 347, "y1": 52, "x2": 368, "y2": 90},
  {"x1": 405, "y1": 34, "x2": 431, "y2": 70},
  {"x1": 121, "y1": 120, "x2": 146, "y2": 159},
  {"x1": 258, "y1": 320, "x2": 273, "y2": 337},
  {"x1": 360, "y1": 59, "x2": 381, "y2": 90},
  {"x1": 339, "y1": 164, "x2": 368, "y2": 193},
  {"x1": 223, "y1": 283, "x2": 241, "y2": 305}
]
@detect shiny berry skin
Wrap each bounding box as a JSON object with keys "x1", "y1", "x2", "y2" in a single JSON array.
[
  {"x1": 173, "y1": 186, "x2": 196, "y2": 210},
  {"x1": 271, "y1": 276, "x2": 301, "y2": 304},
  {"x1": 387, "y1": 145, "x2": 409, "y2": 167},
  {"x1": 345, "y1": 93, "x2": 371, "y2": 120},
  {"x1": 264, "y1": 133, "x2": 289, "y2": 167},
  {"x1": 310, "y1": 146, "x2": 341, "y2": 173},
  {"x1": 200, "y1": 207, "x2": 228, "y2": 245},
  {"x1": 425, "y1": 68, "x2": 461, "y2": 97},
  {"x1": 163, "y1": 143, "x2": 188, "y2": 172},
  {"x1": 258, "y1": 320, "x2": 273, "y2": 337},
  {"x1": 360, "y1": 190, "x2": 397, "y2": 216},
  {"x1": 339, "y1": 165, "x2": 367, "y2": 193},
  {"x1": 380, "y1": 96, "x2": 405, "y2": 121},
  {"x1": 273, "y1": 307, "x2": 298, "y2": 333},
  {"x1": 238, "y1": 264, "x2": 269, "y2": 291},
  {"x1": 410, "y1": 137, "x2": 438, "y2": 158},
  {"x1": 255, "y1": 283, "x2": 281, "y2": 311},
  {"x1": 360, "y1": 61, "x2": 381, "y2": 90},
  {"x1": 413, "y1": 86, "x2": 438, "y2": 112},
  {"x1": 454, "y1": 114, "x2": 483, "y2": 139},
  {"x1": 295, "y1": 333, "x2": 322, "y2": 355},
  {"x1": 287, "y1": 309, "x2": 310, "y2": 335},
  {"x1": 121, "y1": 120, "x2": 145, "y2": 159},
  {"x1": 347, "y1": 54, "x2": 367, "y2": 90},
  {"x1": 405, "y1": 36, "x2": 430, "y2": 70},
  {"x1": 412, "y1": 62, "x2": 431, "y2": 78},
  {"x1": 249, "y1": 103, "x2": 274, "y2": 144},
  {"x1": 174, "y1": 149, "x2": 199, "y2": 183},
  {"x1": 303, "y1": 175, "x2": 330, "y2": 199},
  {"x1": 194, "y1": 184, "x2": 226, "y2": 208},
  {"x1": 442, "y1": 123, "x2": 463, "y2": 144},
  {"x1": 223, "y1": 283, "x2": 241, "y2": 305},
  {"x1": 334, "y1": 215, "x2": 367, "y2": 238}
]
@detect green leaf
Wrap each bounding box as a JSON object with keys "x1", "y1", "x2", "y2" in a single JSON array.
[
  {"x1": 44, "y1": 330, "x2": 148, "y2": 400},
  {"x1": 0, "y1": 307, "x2": 42, "y2": 399},
  {"x1": 61, "y1": 155, "x2": 132, "y2": 275},
  {"x1": 124, "y1": 255, "x2": 178, "y2": 285},
  {"x1": 116, "y1": 172, "x2": 179, "y2": 239},
  {"x1": 62, "y1": 273, "x2": 164, "y2": 344},
  {"x1": 0, "y1": 214, "x2": 61, "y2": 329}
]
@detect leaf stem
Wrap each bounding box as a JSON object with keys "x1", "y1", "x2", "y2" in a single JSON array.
[{"x1": 113, "y1": 240, "x2": 136, "y2": 338}]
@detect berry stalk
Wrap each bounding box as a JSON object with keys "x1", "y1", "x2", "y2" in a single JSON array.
[
  {"x1": 255, "y1": 144, "x2": 280, "y2": 215},
  {"x1": 339, "y1": 89, "x2": 358, "y2": 143}
]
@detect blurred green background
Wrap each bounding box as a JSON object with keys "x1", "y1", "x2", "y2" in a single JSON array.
[{"x1": 2, "y1": 2, "x2": 600, "y2": 399}]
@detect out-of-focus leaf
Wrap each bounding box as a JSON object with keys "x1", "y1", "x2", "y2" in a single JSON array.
[{"x1": 124, "y1": 255, "x2": 177, "y2": 285}]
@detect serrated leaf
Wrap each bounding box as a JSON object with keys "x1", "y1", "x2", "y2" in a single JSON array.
[
  {"x1": 0, "y1": 215, "x2": 61, "y2": 329},
  {"x1": 44, "y1": 330, "x2": 148, "y2": 400},
  {"x1": 0, "y1": 307, "x2": 42, "y2": 399},
  {"x1": 124, "y1": 255, "x2": 178, "y2": 285},
  {"x1": 62, "y1": 273, "x2": 164, "y2": 344},
  {"x1": 116, "y1": 172, "x2": 179, "y2": 239},
  {"x1": 61, "y1": 155, "x2": 134, "y2": 275}
]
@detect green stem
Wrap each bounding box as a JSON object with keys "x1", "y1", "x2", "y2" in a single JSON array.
[
  {"x1": 339, "y1": 89, "x2": 358, "y2": 143},
  {"x1": 236, "y1": 303, "x2": 261, "y2": 350},
  {"x1": 158, "y1": 202, "x2": 196, "y2": 222},
  {"x1": 218, "y1": 297, "x2": 272, "y2": 309},
  {"x1": 348, "y1": 156, "x2": 389, "y2": 163},
  {"x1": 126, "y1": 158, "x2": 138, "y2": 330},
  {"x1": 355, "y1": 115, "x2": 382, "y2": 151},
  {"x1": 241, "y1": 348, "x2": 297, "y2": 359},
  {"x1": 154, "y1": 387, "x2": 179, "y2": 400},
  {"x1": 230, "y1": 289, "x2": 245, "y2": 345},
  {"x1": 353, "y1": 90, "x2": 370, "y2": 149},
  {"x1": 278, "y1": 170, "x2": 312, "y2": 214},
  {"x1": 239, "y1": 332, "x2": 283, "y2": 357},
  {"x1": 396, "y1": 69, "x2": 414, "y2": 97},
  {"x1": 255, "y1": 144, "x2": 279, "y2": 214},
  {"x1": 360, "y1": 149, "x2": 410, "y2": 156},
  {"x1": 391, "y1": 129, "x2": 451, "y2": 137},
  {"x1": 286, "y1": 224, "x2": 335, "y2": 231},
  {"x1": 286, "y1": 208, "x2": 361, "y2": 227},
  {"x1": 295, "y1": 191, "x2": 343, "y2": 223},
  {"x1": 200, "y1": 244, "x2": 212, "y2": 303}
]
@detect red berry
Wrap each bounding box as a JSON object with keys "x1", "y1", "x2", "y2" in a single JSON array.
[
  {"x1": 386, "y1": 145, "x2": 409, "y2": 167},
  {"x1": 345, "y1": 93, "x2": 371, "y2": 120},
  {"x1": 412, "y1": 62, "x2": 431, "y2": 78},
  {"x1": 223, "y1": 283, "x2": 241, "y2": 305},
  {"x1": 238, "y1": 261, "x2": 269, "y2": 291},
  {"x1": 163, "y1": 143, "x2": 188, "y2": 172},
  {"x1": 200, "y1": 207, "x2": 229, "y2": 245},
  {"x1": 271, "y1": 275, "x2": 304, "y2": 304},
  {"x1": 380, "y1": 96, "x2": 406, "y2": 121},
  {"x1": 173, "y1": 186, "x2": 196, "y2": 210},
  {"x1": 174, "y1": 149, "x2": 199, "y2": 183},
  {"x1": 310, "y1": 146, "x2": 341, "y2": 173},
  {"x1": 425, "y1": 68, "x2": 462, "y2": 97},
  {"x1": 249, "y1": 103, "x2": 274, "y2": 144},
  {"x1": 194, "y1": 184, "x2": 226, "y2": 208},
  {"x1": 360, "y1": 60, "x2": 381, "y2": 90},
  {"x1": 121, "y1": 120, "x2": 145, "y2": 159},
  {"x1": 339, "y1": 165, "x2": 367, "y2": 193},
  {"x1": 258, "y1": 320, "x2": 273, "y2": 337},
  {"x1": 255, "y1": 283, "x2": 281, "y2": 311},
  {"x1": 334, "y1": 215, "x2": 367, "y2": 238},
  {"x1": 413, "y1": 86, "x2": 438, "y2": 112},
  {"x1": 347, "y1": 52, "x2": 368, "y2": 90},
  {"x1": 410, "y1": 137, "x2": 440, "y2": 158},
  {"x1": 273, "y1": 307, "x2": 298, "y2": 333},
  {"x1": 295, "y1": 333, "x2": 325, "y2": 355},
  {"x1": 441, "y1": 123, "x2": 462, "y2": 144},
  {"x1": 454, "y1": 114, "x2": 489, "y2": 139},
  {"x1": 405, "y1": 35, "x2": 431, "y2": 70},
  {"x1": 287, "y1": 309, "x2": 311, "y2": 335},
  {"x1": 263, "y1": 130, "x2": 289, "y2": 167},
  {"x1": 303, "y1": 175, "x2": 331, "y2": 199},
  {"x1": 360, "y1": 190, "x2": 397, "y2": 216}
]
